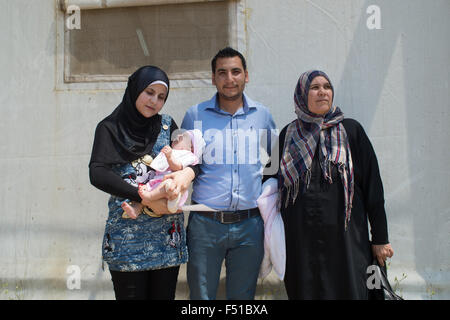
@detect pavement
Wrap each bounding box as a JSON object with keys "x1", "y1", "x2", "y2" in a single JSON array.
[{"x1": 175, "y1": 263, "x2": 288, "y2": 300}]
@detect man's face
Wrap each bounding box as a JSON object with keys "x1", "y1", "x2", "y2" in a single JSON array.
[{"x1": 212, "y1": 56, "x2": 249, "y2": 102}]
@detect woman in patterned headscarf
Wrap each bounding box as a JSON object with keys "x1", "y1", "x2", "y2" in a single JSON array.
[{"x1": 275, "y1": 70, "x2": 394, "y2": 299}]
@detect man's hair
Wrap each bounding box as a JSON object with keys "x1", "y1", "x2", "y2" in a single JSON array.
[{"x1": 211, "y1": 47, "x2": 247, "y2": 73}]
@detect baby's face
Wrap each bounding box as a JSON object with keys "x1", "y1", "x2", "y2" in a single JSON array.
[{"x1": 172, "y1": 133, "x2": 192, "y2": 152}]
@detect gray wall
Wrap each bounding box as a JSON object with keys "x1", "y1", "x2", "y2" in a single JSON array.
[{"x1": 0, "y1": 0, "x2": 448, "y2": 299}]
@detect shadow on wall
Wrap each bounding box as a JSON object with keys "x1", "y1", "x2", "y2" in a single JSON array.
[{"x1": 337, "y1": 0, "x2": 450, "y2": 296}]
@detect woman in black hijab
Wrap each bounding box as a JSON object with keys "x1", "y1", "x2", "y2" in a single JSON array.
[{"x1": 89, "y1": 66, "x2": 195, "y2": 300}]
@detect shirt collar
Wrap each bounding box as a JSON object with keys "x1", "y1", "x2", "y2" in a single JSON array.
[{"x1": 206, "y1": 93, "x2": 256, "y2": 115}]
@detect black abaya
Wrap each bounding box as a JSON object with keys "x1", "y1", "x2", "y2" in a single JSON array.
[{"x1": 277, "y1": 118, "x2": 389, "y2": 300}]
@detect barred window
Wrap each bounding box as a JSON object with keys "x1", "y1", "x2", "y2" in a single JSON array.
[{"x1": 63, "y1": 0, "x2": 238, "y2": 83}]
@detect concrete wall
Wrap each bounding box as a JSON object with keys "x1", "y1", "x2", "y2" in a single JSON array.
[{"x1": 0, "y1": 0, "x2": 448, "y2": 299}]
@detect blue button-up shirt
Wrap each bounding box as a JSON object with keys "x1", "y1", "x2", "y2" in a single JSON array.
[{"x1": 181, "y1": 93, "x2": 277, "y2": 211}]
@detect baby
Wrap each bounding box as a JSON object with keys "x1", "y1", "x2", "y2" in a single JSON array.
[{"x1": 121, "y1": 129, "x2": 204, "y2": 219}]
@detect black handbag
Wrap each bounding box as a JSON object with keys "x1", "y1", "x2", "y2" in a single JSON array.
[{"x1": 368, "y1": 259, "x2": 404, "y2": 300}]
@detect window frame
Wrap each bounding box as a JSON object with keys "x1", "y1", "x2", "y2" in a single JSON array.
[{"x1": 56, "y1": 0, "x2": 246, "y2": 90}]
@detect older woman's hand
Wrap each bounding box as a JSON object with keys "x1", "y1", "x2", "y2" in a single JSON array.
[
  {"x1": 162, "y1": 167, "x2": 195, "y2": 200},
  {"x1": 372, "y1": 243, "x2": 394, "y2": 267}
]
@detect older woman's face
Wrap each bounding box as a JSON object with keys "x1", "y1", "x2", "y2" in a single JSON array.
[
  {"x1": 135, "y1": 83, "x2": 167, "y2": 118},
  {"x1": 307, "y1": 76, "x2": 333, "y2": 116}
]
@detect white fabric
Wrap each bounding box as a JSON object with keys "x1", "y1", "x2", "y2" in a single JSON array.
[
  {"x1": 150, "y1": 149, "x2": 197, "y2": 172},
  {"x1": 150, "y1": 129, "x2": 205, "y2": 173},
  {"x1": 181, "y1": 204, "x2": 218, "y2": 212},
  {"x1": 257, "y1": 178, "x2": 286, "y2": 280},
  {"x1": 186, "y1": 128, "x2": 206, "y2": 160}
]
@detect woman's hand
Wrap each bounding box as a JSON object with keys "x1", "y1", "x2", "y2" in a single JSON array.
[
  {"x1": 143, "y1": 198, "x2": 170, "y2": 215},
  {"x1": 162, "y1": 167, "x2": 195, "y2": 200},
  {"x1": 138, "y1": 185, "x2": 170, "y2": 215},
  {"x1": 371, "y1": 243, "x2": 394, "y2": 267}
]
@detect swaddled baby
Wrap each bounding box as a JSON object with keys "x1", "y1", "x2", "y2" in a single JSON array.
[{"x1": 122, "y1": 129, "x2": 204, "y2": 218}]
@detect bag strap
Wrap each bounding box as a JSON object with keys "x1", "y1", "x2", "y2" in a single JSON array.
[{"x1": 374, "y1": 259, "x2": 404, "y2": 300}]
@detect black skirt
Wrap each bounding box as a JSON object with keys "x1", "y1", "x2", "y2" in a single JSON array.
[{"x1": 282, "y1": 153, "x2": 372, "y2": 300}]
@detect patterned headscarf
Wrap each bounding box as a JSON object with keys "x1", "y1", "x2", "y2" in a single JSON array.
[{"x1": 279, "y1": 70, "x2": 354, "y2": 229}]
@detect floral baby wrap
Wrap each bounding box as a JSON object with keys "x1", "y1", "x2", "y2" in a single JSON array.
[{"x1": 102, "y1": 114, "x2": 188, "y2": 271}]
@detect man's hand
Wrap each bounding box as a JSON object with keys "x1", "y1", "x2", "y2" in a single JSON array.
[{"x1": 163, "y1": 167, "x2": 195, "y2": 200}]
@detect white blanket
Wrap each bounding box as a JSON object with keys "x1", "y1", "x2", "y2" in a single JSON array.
[
  {"x1": 150, "y1": 149, "x2": 197, "y2": 173},
  {"x1": 257, "y1": 178, "x2": 286, "y2": 280}
]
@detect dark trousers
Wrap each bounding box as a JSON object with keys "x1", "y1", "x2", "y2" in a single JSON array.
[{"x1": 110, "y1": 266, "x2": 180, "y2": 300}]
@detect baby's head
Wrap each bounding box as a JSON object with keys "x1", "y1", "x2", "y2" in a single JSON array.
[{"x1": 172, "y1": 132, "x2": 193, "y2": 152}]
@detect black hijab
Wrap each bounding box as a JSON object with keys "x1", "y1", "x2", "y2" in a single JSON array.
[{"x1": 89, "y1": 66, "x2": 170, "y2": 165}]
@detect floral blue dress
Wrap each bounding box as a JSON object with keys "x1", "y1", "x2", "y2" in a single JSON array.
[{"x1": 101, "y1": 114, "x2": 188, "y2": 271}]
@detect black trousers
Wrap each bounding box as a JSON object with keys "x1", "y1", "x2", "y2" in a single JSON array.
[{"x1": 110, "y1": 266, "x2": 180, "y2": 300}]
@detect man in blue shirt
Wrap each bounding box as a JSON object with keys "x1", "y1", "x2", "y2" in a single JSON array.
[{"x1": 181, "y1": 47, "x2": 277, "y2": 299}]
